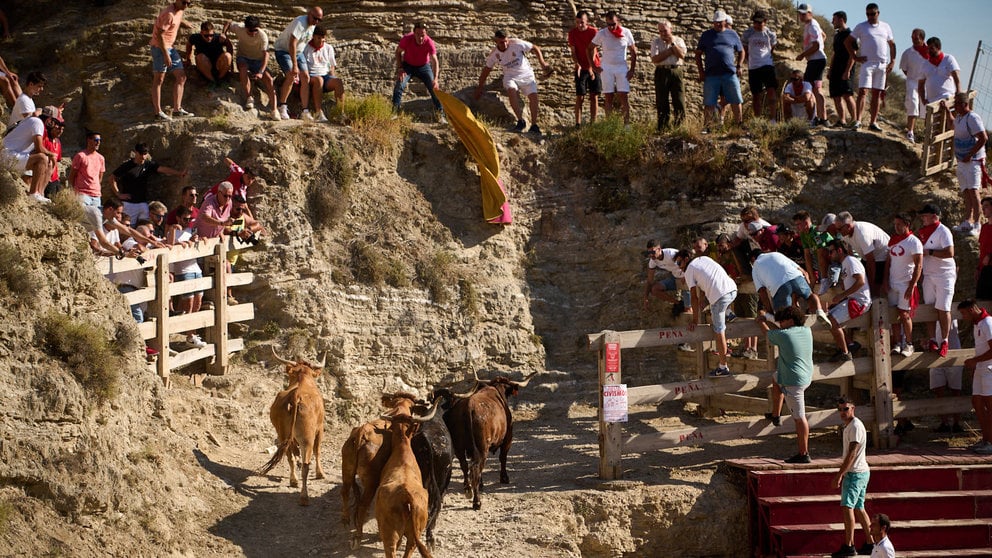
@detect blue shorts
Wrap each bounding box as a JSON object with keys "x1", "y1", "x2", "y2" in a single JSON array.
[
  {"x1": 710, "y1": 290, "x2": 737, "y2": 334},
  {"x1": 703, "y1": 73, "x2": 743, "y2": 106},
  {"x1": 840, "y1": 470, "x2": 870, "y2": 509},
  {"x1": 315, "y1": 74, "x2": 338, "y2": 88},
  {"x1": 275, "y1": 50, "x2": 308, "y2": 74},
  {"x1": 772, "y1": 276, "x2": 812, "y2": 310},
  {"x1": 176, "y1": 271, "x2": 203, "y2": 299},
  {"x1": 151, "y1": 46, "x2": 184, "y2": 73},
  {"x1": 237, "y1": 56, "x2": 266, "y2": 75}
]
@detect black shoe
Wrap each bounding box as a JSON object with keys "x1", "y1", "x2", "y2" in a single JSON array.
[
  {"x1": 953, "y1": 423, "x2": 965, "y2": 433},
  {"x1": 512, "y1": 119, "x2": 527, "y2": 132},
  {"x1": 764, "y1": 413, "x2": 781, "y2": 427},
  {"x1": 785, "y1": 453, "x2": 811, "y2": 464},
  {"x1": 671, "y1": 301, "x2": 686, "y2": 317},
  {"x1": 528, "y1": 124, "x2": 542, "y2": 136},
  {"x1": 858, "y1": 542, "x2": 874, "y2": 555},
  {"x1": 831, "y1": 544, "x2": 857, "y2": 558},
  {"x1": 902, "y1": 420, "x2": 915, "y2": 432},
  {"x1": 830, "y1": 350, "x2": 853, "y2": 362},
  {"x1": 847, "y1": 341, "x2": 862, "y2": 355}
]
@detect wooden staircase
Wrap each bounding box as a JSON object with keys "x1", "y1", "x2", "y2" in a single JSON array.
[{"x1": 729, "y1": 451, "x2": 992, "y2": 558}]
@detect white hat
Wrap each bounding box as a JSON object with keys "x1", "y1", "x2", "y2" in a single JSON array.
[
  {"x1": 817, "y1": 213, "x2": 837, "y2": 232},
  {"x1": 712, "y1": 9, "x2": 729, "y2": 23},
  {"x1": 726, "y1": 14, "x2": 734, "y2": 25},
  {"x1": 797, "y1": 3, "x2": 812, "y2": 14}
]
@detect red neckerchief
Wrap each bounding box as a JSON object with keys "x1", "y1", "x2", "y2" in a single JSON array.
[
  {"x1": 930, "y1": 52, "x2": 944, "y2": 66},
  {"x1": 979, "y1": 309, "x2": 991, "y2": 322},
  {"x1": 888, "y1": 229, "x2": 913, "y2": 247},
  {"x1": 917, "y1": 221, "x2": 940, "y2": 244},
  {"x1": 609, "y1": 24, "x2": 625, "y2": 38},
  {"x1": 913, "y1": 44, "x2": 929, "y2": 58}
]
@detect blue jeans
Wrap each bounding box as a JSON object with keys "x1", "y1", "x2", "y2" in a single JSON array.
[
  {"x1": 118, "y1": 285, "x2": 144, "y2": 323},
  {"x1": 391, "y1": 62, "x2": 442, "y2": 112}
]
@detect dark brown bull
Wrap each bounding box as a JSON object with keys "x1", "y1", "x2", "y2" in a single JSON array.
[
  {"x1": 257, "y1": 348, "x2": 327, "y2": 506},
  {"x1": 433, "y1": 371, "x2": 537, "y2": 510}
]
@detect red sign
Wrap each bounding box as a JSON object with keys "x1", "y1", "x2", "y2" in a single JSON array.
[{"x1": 605, "y1": 342, "x2": 620, "y2": 375}]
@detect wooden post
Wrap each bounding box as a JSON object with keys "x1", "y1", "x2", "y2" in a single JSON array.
[
  {"x1": 869, "y1": 297, "x2": 894, "y2": 448},
  {"x1": 598, "y1": 331, "x2": 623, "y2": 480},
  {"x1": 151, "y1": 253, "x2": 171, "y2": 388},
  {"x1": 207, "y1": 241, "x2": 229, "y2": 376}
]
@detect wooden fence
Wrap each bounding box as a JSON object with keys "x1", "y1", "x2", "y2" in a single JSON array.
[
  {"x1": 921, "y1": 89, "x2": 977, "y2": 176},
  {"x1": 96, "y1": 236, "x2": 255, "y2": 388},
  {"x1": 588, "y1": 299, "x2": 975, "y2": 480}
]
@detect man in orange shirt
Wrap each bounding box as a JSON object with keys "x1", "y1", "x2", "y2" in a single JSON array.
[{"x1": 150, "y1": 0, "x2": 194, "y2": 120}]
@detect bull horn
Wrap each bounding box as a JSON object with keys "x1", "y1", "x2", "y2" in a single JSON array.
[
  {"x1": 473, "y1": 369, "x2": 484, "y2": 382},
  {"x1": 271, "y1": 346, "x2": 295, "y2": 366},
  {"x1": 510, "y1": 371, "x2": 540, "y2": 389},
  {"x1": 409, "y1": 398, "x2": 440, "y2": 423},
  {"x1": 315, "y1": 351, "x2": 327, "y2": 369},
  {"x1": 448, "y1": 381, "x2": 480, "y2": 398}
]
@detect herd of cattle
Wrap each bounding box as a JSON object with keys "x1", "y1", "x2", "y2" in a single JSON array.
[{"x1": 259, "y1": 348, "x2": 538, "y2": 558}]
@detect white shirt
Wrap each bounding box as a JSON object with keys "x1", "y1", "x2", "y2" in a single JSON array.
[
  {"x1": 785, "y1": 80, "x2": 813, "y2": 98},
  {"x1": 976, "y1": 315, "x2": 992, "y2": 367},
  {"x1": 485, "y1": 39, "x2": 536, "y2": 82},
  {"x1": 591, "y1": 27, "x2": 636, "y2": 69},
  {"x1": 887, "y1": 234, "x2": 923, "y2": 285},
  {"x1": 842, "y1": 416, "x2": 870, "y2": 473},
  {"x1": 8, "y1": 93, "x2": 34, "y2": 127},
  {"x1": 922, "y1": 54, "x2": 960, "y2": 102},
  {"x1": 898, "y1": 47, "x2": 927, "y2": 82},
  {"x1": 304, "y1": 42, "x2": 336, "y2": 77},
  {"x1": 742, "y1": 27, "x2": 776, "y2": 68},
  {"x1": 850, "y1": 221, "x2": 890, "y2": 262},
  {"x1": 870, "y1": 536, "x2": 894, "y2": 558},
  {"x1": 802, "y1": 19, "x2": 826, "y2": 61},
  {"x1": 684, "y1": 256, "x2": 737, "y2": 305},
  {"x1": 752, "y1": 252, "x2": 804, "y2": 296},
  {"x1": 169, "y1": 229, "x2": 203, "y2": 275},
  {"x1": 274, "y1": 15, "x2": 314, "y2": 54},
  {"x1": 851, "y1": 21, "x2": 894, "y2": 64},
  {"x1": 920, "y1": 224, "x2": 956, "y2": 278},
  {"x1": 650, "y1": 36, "x2": 686, "y2": 67},
  {"x1": 648, "y1": 248, "x2": 684, "y2": 278},
  {"x1": 2, "y1": 116, "x2": 44, "y2": 154},
  {"x1": 841, "y1": 255, "x2": 872, "y2": 307},
  {"x1": 955, "y1": 111, "x2": 986, "y2": 162}
]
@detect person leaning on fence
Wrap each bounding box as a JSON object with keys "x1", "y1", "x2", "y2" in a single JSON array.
[
  {"x1": 958, "y1": 299, "x2": 992, "y2": 454},
  {"x1": 917, "y1": 202, "x2": 957, "y2": 357},
  {"x1": 757, "y1": 306, "x2": 813, "y2": 464},
  {"x1": 642, "y1": 240, "x2": 691, "y2": 317},
  {"x1": 793, "y1": 210, "x2": 838, "y2": 295},
  {"x1": 831, "y1": 397, "x2": 876, "y2": 558},
  {"x1": 168, "y1": 206, "x2": 207, "y2": 349},
  {"x1": 748, "y1": 248, "x2": 830, "y2": 326},
  {"x1": 825, "y1": 239, "x2": 871, "y2": 362},
  {"x1": 868, "y1": 513, "x2": 894, "y2": 558},
  {"x1": 675, "y1": 249, "x2": 738, "y2": 378},
  {"x1": 945, "y1": 92, "x2": 987, "y2": 234},
  {"x1": 837, "y1": 211, "x2": 889, "y2": 296}
]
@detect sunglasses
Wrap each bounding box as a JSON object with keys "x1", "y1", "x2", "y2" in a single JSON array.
[{"x1": 838, "y1": 406, "x2": 853, "y2": 412}]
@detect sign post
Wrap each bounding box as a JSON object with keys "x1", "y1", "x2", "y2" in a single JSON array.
[{"x1": 598, "y1": 332, "x2": 624, "y2": 479}]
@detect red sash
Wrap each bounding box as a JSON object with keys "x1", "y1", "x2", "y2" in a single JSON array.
[
  {"x1": 917, "y1": 222, "x2": 940, "y2": 245},
  {"x1": 848, "y1": 299, "x2": 867, "y2": 319}
]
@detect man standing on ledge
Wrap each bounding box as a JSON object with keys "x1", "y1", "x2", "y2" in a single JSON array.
[
  {"x1": 568, "y1": 10, "x2": 600, "y2": 126},
  {"x1": 149, "y1": 0, "x2": 193, "y2": 121},
  {"x1": 391, "y1": 22, "x2": 444, "y2": 121},
  {"x1": 831, "y1": 397, "x2": 875, "y2": 557},
  {"x1": 695, "y1": 10, "x2": 744, "y2": 130},
  {"x1": 845, "y1": 3, "x2": 895, "y2": 131},
  {"x1": 757, "y1": 306, "x2": 813, "y2": 464},
  {"x1": 796, "y1": 3, "x2": 827, "y2": 125},
  {"x1": 588, "y1": 10, "x2": 637, "y2": 125},
  {"x1": 476, "y1": 29, "x2": 550, "y2": 135}
]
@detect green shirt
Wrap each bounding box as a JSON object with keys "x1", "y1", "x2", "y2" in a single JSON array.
[
  {"x1": 800, "y1": 229, "x2": 833, "y2": 251},
  {"x1": 767, "y1": 326, "x2": 813, "y2": 386}
]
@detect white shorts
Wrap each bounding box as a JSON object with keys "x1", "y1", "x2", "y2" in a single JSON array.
[
  {"x1": 922, "y1": 274, "x2": 955, "y2": 311},
  {"x1": 930, "y1": 366, "x2": 962, "y2": 390},
  {"x1": 2, "y1": 150, "x2": 30, "y2": 172},
  {"x1": 504, "y1": 77, "x2": 538, "y2": 96},
  {"x1": 957, "y1": 159, "x2": 984, "y2": 191},
  {"x1": 829, "y1": 298, "x2": 869, "y2": 325},
  {"x1": 973, "y1": 364, "x2": 992, "y2": 397},
  {"x1": 599, "y1": 66, "x2": 630, "y2": 94},
  {"x1": 904, "y1": 80, "x2": 924, "y2": 116},
  {"x1": 858, "y1": 61, "x2": 888, "y2": 90},
  {"x1": 887, "y1": 282, "x2": 913, "y2": 311}
]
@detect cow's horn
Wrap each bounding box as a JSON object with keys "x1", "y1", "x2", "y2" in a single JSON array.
[
  {"x1": 473, "y1": 369, "x2": 484, "y2": 382},
  {"x1": 510, "y1": 371, "x2": 540, "y2": 388},
  {"x1": 410, "y1": 398, "x2": 440, "y2": 423},
  {"x1": 447, "y1": 380, "x2": 480, "y2": 398},
  {"x1": 271, "y1": 346, "x2": 295, "y2": 366},
  {"x1": 315, "y1": 351, "x2": 327, "y2": 369}
]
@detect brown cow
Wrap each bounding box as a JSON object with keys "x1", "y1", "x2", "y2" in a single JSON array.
[
  {"x1": 257, "y1": 348, "x2": 326, "y2": 506},
  {"x1": 375, "y1": 409, "x2": 436, "y2": 558}
]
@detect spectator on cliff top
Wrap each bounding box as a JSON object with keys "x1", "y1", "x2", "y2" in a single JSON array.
[
  {"x1": 919, "y1": 37, "x2": 961, "y2": 107},
  {"x1": 694, "y1": 9, "x2": 744, "y2": 130},
  {"x1": 649, "y1": 19, "x2": 686, "y2": 130},
  {"x1": 166, "y1": 185, "x2": 200, "y2": 227},
  {"x1": 274, "y1": 6, "x2": 322, "y2": 121},
  {"x1": 959, "y1": 299, "x2": 992, "y2": 455},
  {"x1": 825, "y1": 239, "x2": 871, "y2": 362},
  {"x1": 676, "y1": 249, "x2": 738, "y2": 377},
  {"x1": 184, "y1": 21, "x2": 234, "y2": 87},
  {"x1": 0, "y1": 54, "x2": 19, "y2": 108},
  {"x1": 569, "y1": 11, "x2": 601, "y2": 126},
  {"x1": 2, "y1": 108, "x2": 54, "y2": 203},
  {"x1": 589, "y1": 10, "x2": 637, "y2": 126},
  {"x1": 917, "y1": 203, "x2": 957, "y2": 357},
  {"x1": 829, "y1": 11, "x2": 857, "y2": 127},
  {"x1": 946, "y1": 92, "x2": 987, "y2": 234},
  {"x1": 884, "y1": 213, "x2": 922, "y2": 358},
  {"x1": 223, "y1": 15, "x2": 279, "y2": 119},
  {"x1": 302, "y1": 25, "x2": 343, "y2": 122},
  {"x1": 845, "y1": 3, "x2": 895, "y2": 132},
  {"x1": 150, "y1": 0, "x2": 193, "y2": 121},
  {"x1": 111, "y1": 143, "x2": 188, "y2": 222},
  {"x1": 741, "y1": 11, "x2": 777, "y2": 121},
  {"x1": 68, "y1": 130, "x2": 105, "y2": 208},
  {"x1": 42, "y1": 106, "x2": 64, "y2": 199},
  {"x1": 898, "y1": 28, "x2": 929, "y2": 143},
  {"x1": 795, "y1": 3, "x2": 827, "y2": 125},
  {"x1": 195, "y1": 180, "x2": 234, "y2": 239},
  {"x1": 836, "y1": 211, "x2": 889, "y2": 295},
  {"x1": 782, "y1": 69, "x2": 815, "y2": 122},
  {"x1": 7, "y1": 70, "x2": 44, "y2": 128},
  {"x1": 392, "y1": 21, "x2": 444, "y2": 121},
  {"x1": 476, "y1": 29, "x2": 550, "y2": 136},
  {"x1": 757, "y1": 306, "x2": 813, "y2": 464}
]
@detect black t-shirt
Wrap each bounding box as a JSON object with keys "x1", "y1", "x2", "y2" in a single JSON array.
[
  {"x1": 830, "y1": 28, "x2": 853, "y2": 79},
  {"x1": 189, "y1": 33, "x2": 230, "y2": 60},
  {"x1": 113, "y1": 160, "x2": 161, "y2": 203}
]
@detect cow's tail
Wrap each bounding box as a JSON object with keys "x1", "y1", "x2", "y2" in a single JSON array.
[{"x1": 257, "y1": 391, "x2": 303, "y2": 476}]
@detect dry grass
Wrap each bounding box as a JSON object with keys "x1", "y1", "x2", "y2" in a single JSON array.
[
  {"x1": 552, "y1": 115, "x2": 651, "y2": 169},
  {"x1": 308, "y1": 145, "x2": 354, "y2": 228},
  {"x1": 0, "y1": 166, "x2": 20, "y2": 206},
  {"x1": 50, "y1": 188, "x2": 83, "y2": 222},
  {"x1": 330, "y1": 95, "x2": 412, "y2": 155},
  {"x1": 416, "y1": 251, "x2": 457, "y2": 304},
  {"x1": 42, "y1": 313, "x2": 121, "y2": 405},
  {"x1": 349, "y1": 240, "x2": 408, "y2": 287},
  {"x1": 0, "y1": 242, "x2": 37, "y2": 300}
]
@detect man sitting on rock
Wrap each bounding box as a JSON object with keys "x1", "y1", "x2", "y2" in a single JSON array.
[
  {"x1": 2, "y1": 107, "x2": 55, "y2": 203},
  {"x1": 782, "y1": 69, "x2": 815, "y2": 121},
  {"x1": 302, "y1": 25, "x2": 343, "y2": 122},
  {"x1": 7, "y1": 71, "x2": 45, "y2": 129},
  {"x1": 184, "y1": 21, "x2": 234, "y2": 87},
  {"x1": 825, "y1": 239, "x2": 871, "y2": 362}
]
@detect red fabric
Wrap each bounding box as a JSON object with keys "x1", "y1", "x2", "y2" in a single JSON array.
[
  {"x1": 913, "y1": 44, "x2": 929, "y2": 58},
  {"x1": 982, "y1": 161, "x2": 992, "y2": 187},
  {"x1": 568, "y1": 27, "x2": 600, "y2": 69},
  {"x1": 208, "y1": 163, "x2": 248, "y2": 200},
  {"x1": 908, "y1": 285, "x2": 920, "y2": 318},
  {"x1": 887, "y1": 230, "x2": 913, "y2": 247},
  {"x1": 848, "y1": 299, "x2": 867, "y2": 319},
  {"x1": 165, "y1": 205, "x2": 199, "y2": 227},
  {"x1": 609, "y1": 24, "x2": 625, "y2": 39},
  {"x1": 916, "y1": 221, "x2": 940, "y2": 244},
  {"x1": 43, "y1": 136, "x2": 61, "y2": 181},
  {"x1": 930, "y1": 52, "x2": 944, "y2": 66},
  {"x1": 398, "y1": 33, "x2": 437, "y2": 67}
]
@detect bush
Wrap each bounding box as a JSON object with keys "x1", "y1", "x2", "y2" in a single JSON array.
[
  {"x1": 416, "y1": 251, "x2": 457, "y2": 304},
  {"x1": 349, "y1": 240, "x2": 390, "y2": 286},
  {"x1": 552, "y1": 115, "x2": 650, "y2": 168},
  {"x1": 0, "y1": 500, "x2": 11, "y2": 536},
  {"x1": 50, "y1": 188, "x2": 84, "y2": 222},
  {"x1": 330, "y1": 95, "x2": 411, "y2": 154},
  {"x1": 0, "y1": 242, "x2": 37, "y2": 299},
  {"x1": 458, "y1": 277, "x2": 480, "y2": 319},
  {"x1": 308, "y1": 144, "x2": 354, "y2": 228},
  {"x1": 42, "y1": 313, "x2": 121, "y2": 405},
  {"x1": 0, "y1": 166, "x2": 20, "y2": 206}
]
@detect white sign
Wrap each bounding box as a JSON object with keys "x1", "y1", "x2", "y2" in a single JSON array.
[{"x1": 603, "y1": 383, "x2": 628, "y2": 423}]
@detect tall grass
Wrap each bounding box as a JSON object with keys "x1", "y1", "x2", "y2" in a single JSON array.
[
  {"x1": 330, "y1": 95, "x2": 412, "y2": 154},
  {"x1": 552, "y1": 116, "x2": 651, "y2": 166},
  {"x1": 42, "y1": 314, "x2": 121, "y2": 405}
]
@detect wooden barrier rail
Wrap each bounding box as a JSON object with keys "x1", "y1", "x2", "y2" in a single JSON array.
[
  {"x1": 590, "y1": 299, "x2": 980, "y2": 480},
  {"x1": 96, "y1": 236, "x2": 256, "y2": 388}
]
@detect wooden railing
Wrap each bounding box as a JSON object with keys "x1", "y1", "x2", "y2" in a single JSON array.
[
  {"x1": 921, "y1": 89, "x2": 977, "y2": 176},
  {"x1": 588, "y1": 299, "x2": 975, "y2": 480},
  {"x1": 96, "y1": 236, "x2": 256, "y2": 388}
]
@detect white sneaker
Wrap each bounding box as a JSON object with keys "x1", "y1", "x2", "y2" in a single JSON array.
[
  {"x1": 901, "y1": 345, "x2": 915, "y2": 357},
  {"x1": 271, "y1": 108, "x2": 281, "y2": 121},
  {"x1": 244, "y1": 98, "x2": 255, "y2": 110},
  {"x1": 970, "y1": 227, "x2": 981, "y2": 238},
  {"x1": 187, "y1": 334, "x2": 207, "y2": 348},
  {"x1": 954, "y1": 220, "x2": 974, "y2": 232},
  {"x1": 816, "y1": 309, "x2": 832, "y2": 328},
  {"x1": 174, "y1": 108, "x2": 194, "y2": 117},
  {"x1": 906, "y1": 131, "x2": 915, "y2": 143},
  {"x1": 316, "y1": 111, "x2": 328, "y2": 123},
  {"x1": 278, "y1": 105, "x2": 290, "y2": 120},
  {"x1": 30, "y1": 193, "x2": 51, "y2": 203},
  {"x1": 301, "y1": 109, "x2": 313, "y2": 121},
  {"x1": 155, "y1": 111, "x2": 173, "y2": 121}
]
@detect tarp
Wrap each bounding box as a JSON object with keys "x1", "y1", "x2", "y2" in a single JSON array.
[{"x1": 434, "y1": 89, "x2": 512, "y2": 224}]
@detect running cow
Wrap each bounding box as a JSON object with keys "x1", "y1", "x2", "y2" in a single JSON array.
[
  {"x1": 434, "y1": 370, "x2": 538, "y2": 510},
  {"x1": 258, "y1": 348, "x2": 326, "y2": 506}
]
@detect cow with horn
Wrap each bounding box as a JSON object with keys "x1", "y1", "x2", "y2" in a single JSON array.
[{"x1": 257, "y1": 347, "x2": 327, "y2": 506}]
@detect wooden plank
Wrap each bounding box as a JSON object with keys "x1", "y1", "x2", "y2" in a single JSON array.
[
  {"x1": 892, "y1": 349, "x2": 973, "y2": 370},
  {"x1": 229, "y1": 302, "x2": 254, "y2": 323},
  {"x1": 138, "y1": 319, "x2": 156, "y2": 341},
  {"x1": 227, "y1": 272, "x2": 254, "y2": 288},
  {"x1": 870, "y1": 299, "x2": 895, "y2": 448},
  {"x1": 208, "y1": 243, "x2": 229, "y2": 376},
  {"x1": 169, "y1": 310, "x2": 216, "y2": 334},
  {"x1": 598, "y1": 331, "x2": 623, "y2": 480},
  {"x1": 704, "y1": 393, "x2": 775, "y2": 415},
  {"x1": 168, "y1": 276, "x2": 214, "y2": 298},
  {"x1": 624, "y1": 407, "x2": 876, "y2": 453},
  {"x1": 167, "y1": 338, "x2": 245, "y2": 370},
  {"x1": 95, "y1": 236, "x2": 256, "y2": 275},
  {"x1": 152, "y1": 253, "x2": 170, "y2": 387},
  {"x1": 893, "y1": 396, "x2": 973, "y2": 418},
  {"x1": 123, "y1": 285, "x2": 157, "y2": 305}
]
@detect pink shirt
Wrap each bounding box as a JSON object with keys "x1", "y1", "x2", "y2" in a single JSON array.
[
  {"x1": 150, "y1": 4, "x2": 184, "y2": 50},
  {"x1": 71, "y1": 150, "x2": 106, "y2": 197},
  {"x1": 398, "y1": 33, "x2": 436, "y2": 67},
  {"x1": 195, "y1": 194, "x2": 231, "y2": 239}
]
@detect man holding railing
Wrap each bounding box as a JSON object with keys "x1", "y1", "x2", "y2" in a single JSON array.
[
  {"x1": 825, "y1": 239, "x2": 871, "y2": 362},
  {"x1": 756, "y1": 306, "x2": 813, "y2": 464},
  {"x1": 675, "y1": 249, "x2": 737, "y2": 378},
  {"x1": 959, "y1": 299, "x2": 992, "y2": 455}
]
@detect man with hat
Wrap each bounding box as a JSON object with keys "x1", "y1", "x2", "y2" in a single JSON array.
[
  {"x1": 68, "y1": 128, "x2": 105, "y2": 209},
  {"x1": 223, "y1": 15, "x2": 279, "y2": 119},
  {"x1": 694, "y1": 9, "x2": 744, "y2": 129},
  {"x1": 796, "y1": 3, "x2": 828, "y2": 125},
  {"x1": 917, "y1": 203, "x2": 957, "y2": 356},
  {"x1": 741, "y1": 10, "x2": 777, "y2": 120},
  {"x1": 2, "y1": 104, "x2": 55, "y2": 202}
]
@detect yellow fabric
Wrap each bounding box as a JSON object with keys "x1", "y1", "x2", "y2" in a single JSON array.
[{"x1": 434, "y1": 90, "x2": 508, "y2": 222}]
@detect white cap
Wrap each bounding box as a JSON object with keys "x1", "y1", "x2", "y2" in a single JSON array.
[
  {"x1": 712, "y1": 9, "x2": 729, "y2": 23},
  {"x1": 797, "y1": 3, "x2": 812, "y2": 14}
]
